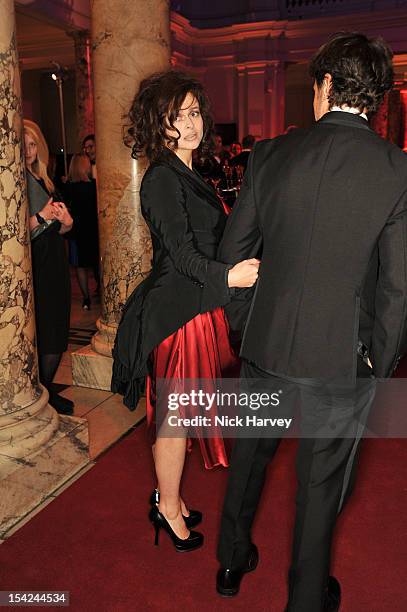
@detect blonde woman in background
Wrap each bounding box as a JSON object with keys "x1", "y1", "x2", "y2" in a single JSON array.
[
  {"x1": 24, "y1": 120, "x2": 74, "y2": 415},
  {"x1": 64, "y1": 153, "x2": 99, "y2": 310}
]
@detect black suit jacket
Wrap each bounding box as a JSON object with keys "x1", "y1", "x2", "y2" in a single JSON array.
[
  {"x1": 112, "y1": 151, "x2": 232, "y2": 408},
  {"x1": 218, "y1": 112, "x2": 407, "y2": 381}
]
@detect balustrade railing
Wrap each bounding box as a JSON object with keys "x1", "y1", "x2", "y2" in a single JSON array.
[
  {"x1": 172, "y1": 0, "x2": 407, "y2": 26},
  {"x1": 280, "y1": 0, "x2": 406, "y2": 19}
]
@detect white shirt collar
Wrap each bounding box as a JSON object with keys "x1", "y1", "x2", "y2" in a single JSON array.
[{"x1": 331, "y1": 105, "x2": 368, "y2": 121}]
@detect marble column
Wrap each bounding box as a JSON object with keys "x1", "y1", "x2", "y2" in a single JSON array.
[
  {"x1": 371, "y1": 90, "x2": 403, "y2": 146},
  {"x1": 399, "y1": 86, "x2": 407, "y2": 151},
  {"x1": 69, "y1": 29, "x2": 95, "y2": 147},
  {"x1": 236, "y1": 67, "x2": 249, "y2": 142},
  {"x1": 371, "y1": 92, "x2": 389, "y2": 140},
  {"x1": 71, "y1": 0, "x2": 171, "y2": 390},
  {"x1": 264, "y1": 65, "x2": 273, "y2": 139},
  {"x1": 387, "y1": 88, "x2": 402, "y2": 146},
  {"x1": 270, "y1": 61, "x2": 286, "y2": 138},
  {"x1": 0, "y1": 0, "x2": 89, "y2": 537}
]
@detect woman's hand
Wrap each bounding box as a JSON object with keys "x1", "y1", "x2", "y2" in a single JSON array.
[
  {"x1": 40, "y1": 197, "x2": 57, "y2": 221},
  {"x1": 227, "y1": 258, "x2": 260, "y2": 288},
  {"x1": 52, "y1": 202, "x2": 73, "y2": 233}
]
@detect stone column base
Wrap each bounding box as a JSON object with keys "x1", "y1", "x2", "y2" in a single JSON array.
[
  {"x1": 0, "y1": 415, "x2": 89, "y2": 537},
  {"x1": 71, "y1": 344, "x2": 113, "y2": 391},
  {"x1": 91, "y1": 317, "x2": 116, "y2": 357}
]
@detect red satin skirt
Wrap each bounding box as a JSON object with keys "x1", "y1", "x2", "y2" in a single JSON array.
[{"x1": 146, "y1": 307, "x2": 238, "y2": 469}]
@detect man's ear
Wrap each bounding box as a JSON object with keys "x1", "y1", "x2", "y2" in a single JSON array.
[{"x1": 323, "y1": 73, "x2": 333, "y2": 99}]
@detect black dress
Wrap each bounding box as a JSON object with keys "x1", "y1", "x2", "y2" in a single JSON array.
[
  {"x1": 28, "y1": 175, "x2": 71, "y2": 355},
  {"x1": 111, "y1": 152, "x2": 234, "y2": 409},
  {"x1": 63, "y1": 179, "x2": 99, "y2": 268}
]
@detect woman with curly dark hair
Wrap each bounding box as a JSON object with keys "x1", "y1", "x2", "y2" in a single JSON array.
[{"x1": 112, "y1": 71, "x2": 259, "y2": 552}]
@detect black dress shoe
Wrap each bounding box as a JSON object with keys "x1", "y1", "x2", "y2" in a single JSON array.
[
  {"x1": 324, "y1": 576, "x2": 341, "y2": 612},
  {"x1": 284, "y1": 575, "x2": 341, "y2": 612},
  {"x1": 216, "y1": 544, "x2": 259, "y2": 597},
  {"x1": 149, "y1": 489, "x2": 202, "y2": 528}
]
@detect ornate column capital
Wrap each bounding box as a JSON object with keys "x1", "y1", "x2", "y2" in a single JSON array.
[{"x1": 67, "y1": 28, "x2": 94, "y2": 147}]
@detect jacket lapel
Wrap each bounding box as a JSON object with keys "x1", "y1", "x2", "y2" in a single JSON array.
[{"x1": 163, "y1": 151, "x2": 224, "y2": 212}]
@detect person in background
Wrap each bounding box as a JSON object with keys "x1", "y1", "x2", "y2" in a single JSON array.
[
  {"x1": 213, "y1": 133, "x2": 230, "y2": 165},
  {"x1": 229, "y1": 142, "x2": 242, "y2": 158},
  {"x1": 24, "y1": 120, "x2": 74, "y2": 416},
  {"x1": 47, "y1": 152, "x2": 57, "y2": 185},
  {"x1": 82, "y1": 134, "x2": 97, "y2": 179},
  {"x1": 195, "y1": 133, "x2": 228, "y2": 187},
  {"x1": 64, "y1": 154, "x2": 100, "y2": 310},
  {"x1": 229, "y1": 134, "x2": 255, "y2": 172}
]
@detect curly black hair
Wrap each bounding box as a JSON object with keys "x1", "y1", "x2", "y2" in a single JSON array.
[
  {"x1": 309, "y1": 32, "x2": 394, "y2": 113},
  {"x1": 126, "y1": 70, "x2": 215, "y2": 162}
]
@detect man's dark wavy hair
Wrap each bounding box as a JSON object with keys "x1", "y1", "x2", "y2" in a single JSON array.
[
  {"x1": 309, "y1": 32, "x2": 394, "y2": 113},
  {"x1": 126, "y1": 70, "x2": 215, "y2": 162}
]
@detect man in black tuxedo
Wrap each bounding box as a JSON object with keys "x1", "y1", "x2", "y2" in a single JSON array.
[
  {"x1": 216, "y1": 33, "x2": 407, "y2": 610},
  {"x1": 229, "y1": 134, "x2": 256, "y2": 173}
]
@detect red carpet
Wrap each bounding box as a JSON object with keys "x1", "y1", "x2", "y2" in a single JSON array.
[{"x1": 0, "y1": 416, "x2": 406, "y2": 611}]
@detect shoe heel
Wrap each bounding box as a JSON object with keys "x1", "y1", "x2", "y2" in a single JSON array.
[
  {"x1": 154, "y1": 524, "x2": 160, "y2": 546},
  {"x1": 149, "y1": 505, "x2": 203, "y2": 552}
]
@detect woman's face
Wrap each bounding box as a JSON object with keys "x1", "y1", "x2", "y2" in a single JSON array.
[
  {"x1": 167, "y1": 92, "x2": 204, "y2": 152},
  {"x1": 24, "y1": 133, "x2": 37, "y2": 166}
]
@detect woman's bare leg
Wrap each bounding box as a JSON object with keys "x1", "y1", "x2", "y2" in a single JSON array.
[
  {"x1": 154, "y1": 436, "x2": 189, "y2": 539},
  {"x1": 152, "y1": 443, "x2": 190, "y2": 517}
]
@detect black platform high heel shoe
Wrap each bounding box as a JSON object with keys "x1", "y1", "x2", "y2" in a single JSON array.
[
  {"x1": 148, "y1": 505, "x2": 204, "y2": 552},
  {"x1": 149, "y1": 489, "x2": 202, "y2": 528}
]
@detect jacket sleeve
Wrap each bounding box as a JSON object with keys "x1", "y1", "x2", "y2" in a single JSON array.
[
  {"x1": 141, "y1": 164, "x2": 232, "y2": 313},
  {"x1": 371, "y1": 189, "x2": 407, "y2": 377},
  {"x1": 218, "y1": 145, "x2": 262, "y2": 265},
  {"x1": 217, "y1": 145, "x2": 263, "y2": 337}
]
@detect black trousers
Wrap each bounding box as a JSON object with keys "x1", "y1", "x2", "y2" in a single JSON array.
[{"x1": 217, "y1": 359, "x2": 375, "y2": 611}]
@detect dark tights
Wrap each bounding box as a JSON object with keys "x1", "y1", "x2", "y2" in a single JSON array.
[
  {"x1": 76, "y1": 268, "x2": 89, "y2": 300},
  {"x1": 39, "y1": 353, "x2": 62, "y2": 389},
  {"x1": 39, "y1": 352, "x2": 74, "y2": 413},
  {"x1": 76, "y1": 266, "x2": 100, "y2": 299}
]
